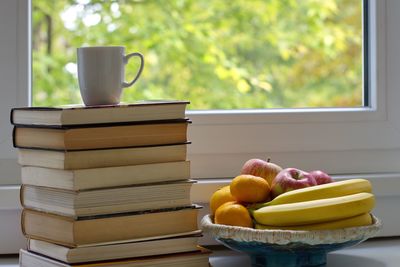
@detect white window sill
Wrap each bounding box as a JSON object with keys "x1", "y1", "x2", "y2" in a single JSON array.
[
  {"x1": 1, "y1": 238, "x2": 399, "y2": 266},
  {"x1": 210, "y1": 238, "x2": 400, "y2": 267}
]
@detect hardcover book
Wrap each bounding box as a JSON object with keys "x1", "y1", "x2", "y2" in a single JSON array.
[
  {"x1": 20, "y1": 248, "x2": 210, "y2": 267},
  {"x1": 22, "y1": 206, "x2": 201, "y2": 247},
  {"x1": 27, "y1": 233, "x2": 202, "y2": 263},
  {"x1": 17, "y1": 143, "x2": 189, "y2": 169},
  {"x1": 20, "y1": 180, "x2": 195, "y2": 218},
  {"x1": 21, "y1": 161, "x2": 190, "y2": 190},
  {"x1": 13, "y1": 120, "x2": 190, "y2": 150},
  {"x1": 11, "y1": 100, "x2": 189, "y2": 126}
]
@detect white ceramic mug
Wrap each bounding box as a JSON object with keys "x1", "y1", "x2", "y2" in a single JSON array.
[{"x1": 77, "y1": 46, "x2": 144, "y2": 106}]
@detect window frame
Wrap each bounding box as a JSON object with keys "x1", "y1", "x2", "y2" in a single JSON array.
[
  {"x1": 0, "y1": 0, "x2": 395, "y2": 195},
  {"x1": 186, "y1": 0, "x2": 392, "y2": 180},
  {"x1": 0, "y1": 0, "x2": 394, "y2": 193},
  {"x1": 0, "y1": 0, "x2": 399, "y2": 252}
]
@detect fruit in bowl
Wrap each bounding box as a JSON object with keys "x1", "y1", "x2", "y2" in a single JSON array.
[
  {"x1": 270, "y1": 168, "x2": 317, "y2": 198},
  {"x1": 309, "y1": 170, "x2": 333, "y2": 185},
  {"x1": 208, "y1": 156, "x2": 375, "y2": 235},
  {"x1": 230, "y1": 174, "x2": 271, "y2": 203},
  {"x1": 241, "y1": 158, "x2": 282, "y2": 186},
  {"x1": 209, "y1": 185, "x2": 236, "y2": 215},
  {"x1": 214, "y1": 201, "x2": 253, "y2": 228},
  {"x1": 252, "y1": 192, "x2": 375, "y2": 227}
]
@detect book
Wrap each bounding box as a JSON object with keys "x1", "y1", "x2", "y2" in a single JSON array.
[
  {"x1": 20, "y1": 180, "x2": 195, "y2": 218},
  {"x1": 17, "y1": 143, "x2": 189, "y2": 169},
  {"x1": 27, "y1": 233, "x2": 202, "y2": 263},
  {"x1": 13, "y1": 120, "x2": 190, "y2": 150},
  {"x1": 11, "y1": 100, "x2": 189, "y2": 126},
  {"x1": 20, "y1": 248, "x2": 210, "y2": 267},
  {"x1": 22, "y1": 206, "x2": 200, "y2": 247},
  {"x1": 21, "y1": 161, "x2": 190, "y2": 190}
]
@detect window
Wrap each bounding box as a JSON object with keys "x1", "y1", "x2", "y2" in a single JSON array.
[
  {"x1": 32, "y1": 0, "x2": 364, "y2": 109},
  {"x1": 0, "y1": 0, "x2": 399, "y2": 253}
]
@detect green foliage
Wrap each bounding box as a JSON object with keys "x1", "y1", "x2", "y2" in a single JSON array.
[{"x1": 32, "y1": 0, "x2": 363, "y2": 109}]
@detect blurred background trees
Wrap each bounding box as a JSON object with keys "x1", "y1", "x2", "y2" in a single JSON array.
[{"x1": 32, "y1": 0, "x2": 363, "y2": 109}]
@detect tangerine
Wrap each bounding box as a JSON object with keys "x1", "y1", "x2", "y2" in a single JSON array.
[
  {"x1": 230, "y1": 174, "x2": 271, "y2": 203},
  {"x1": 210, "y1": 185, "x2": 236, "y2": 215},
  {"x1": 214, "y1": 201, "x2": 253, "y2": 228}
]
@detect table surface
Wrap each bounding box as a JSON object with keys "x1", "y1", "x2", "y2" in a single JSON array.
[
  {"x1": 209, "y1": 238, "x2": 400, "y2": 267},
  {"x1": 0, "y1": 238, "x2": 398, "y2": 266}
]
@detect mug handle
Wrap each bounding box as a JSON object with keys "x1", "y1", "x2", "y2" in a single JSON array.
[{"x1": 122, "y1": 52, "x2": 144, "y2": 88}]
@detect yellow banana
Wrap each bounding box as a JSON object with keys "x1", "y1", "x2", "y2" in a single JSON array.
[
  {"x1": 255, "y1": 213, "x2": 373, "y2": 230},
  {"x1": 251, "y1": 178, "x2": 372, "y2": 209},
  {"x1": 252, "y1": 192, "x2": 375, "y2": 226}
]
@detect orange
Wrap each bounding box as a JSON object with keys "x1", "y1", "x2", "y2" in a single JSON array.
[
  {"x1": 230, "y1": 174, "x2": 271, "y2": 203},
  {"x1": 210, "y1": 185, "x2": 236, "y2": 215},
  {"x1": 214, "y1": 201, "x2": 253, "y2": 228}
]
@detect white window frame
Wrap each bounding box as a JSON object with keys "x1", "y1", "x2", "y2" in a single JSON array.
[{"x1": 0, "y1": 0, "x2": 399, "y2": 253}]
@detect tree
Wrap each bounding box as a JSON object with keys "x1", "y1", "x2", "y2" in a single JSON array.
[{"x1": 32, "y1": 0, "x2": 363, "y2": 109}]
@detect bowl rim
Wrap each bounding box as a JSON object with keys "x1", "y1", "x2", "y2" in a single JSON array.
[{"x1": 201, "y1": 214, "x2": 382, "y2": 245}]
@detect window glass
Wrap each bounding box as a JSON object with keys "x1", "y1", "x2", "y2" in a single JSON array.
[{"x1": 32, "y1": 0, "x2": 363, "y2": 109}]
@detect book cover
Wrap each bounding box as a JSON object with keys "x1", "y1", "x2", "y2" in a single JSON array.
[
  {"x1": 17, "y1": 143, "x2": 189, "y2": 169},
  {"x1": 20, "y1": 248, "x2": 210, "y2": 267},
  {"x1": 21, "y1": 161, "x2": 190, "y2": 190},
  {"x1": 11, "y1": 100, "x2": 190, "y2": 127},
  {"x1": 27, "y1": 233, "x2": 202, "y2": 263},
  {"x1": 13, "y1": 120, "x2": 190, "y2": 151},
  {"x1": 20, "y1": 180, "x2": 195, "y2": 218},
  {"x1": 21, "y1": 206, "x2": 201, "y2": 247}
]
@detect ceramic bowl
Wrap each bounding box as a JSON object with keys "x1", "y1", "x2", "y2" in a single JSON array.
[{"x1": 201, "y1": 214, "x2": 382, "y2": 267}]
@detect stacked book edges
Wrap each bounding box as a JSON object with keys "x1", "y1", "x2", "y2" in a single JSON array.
[
  {"x1": 17, "y1": 143, "x2": 190, "y2": 170},
  {"x1": 22, "y1": 206, "x2": 201, "y2": 248},
  {"x1": 12, "y1": 119, "x2": 191, "y2": 151},
  {"x1": 20, "y1": 180, "x2": 196, "y2": 218},
  {"x1": 11, "y1": 100, "x2": 190, "y2": 127},
  {"x1": 26, "y1": 232, "x2": 204, "y2": 263},
  {"x1": 13, "y1": 100, "x2": 210, "y2": 266},
  {"x1": 20, "y1": 245, "x2": 211, "y2": 267}
]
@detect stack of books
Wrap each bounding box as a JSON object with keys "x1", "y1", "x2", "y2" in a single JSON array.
[{"x1": 11, "y1": 100, "x2": 210, "y2": 267}]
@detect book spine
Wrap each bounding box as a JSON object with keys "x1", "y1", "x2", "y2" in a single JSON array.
[
  {"x1": 20, "y1": 209, "x2": 27, "y2": 237},
  {"x1": 10, "y1": 108, "x2": 15, "y2": 125},
  {"x1": 14, "y1": 118, "x2": 191, "y2": 129},
  {"x1": 12, "y1": 126, "x2": 16, "y2": 148},
  {"x1": 19, "y1": 185, "x2": 25, "y2": 209}
]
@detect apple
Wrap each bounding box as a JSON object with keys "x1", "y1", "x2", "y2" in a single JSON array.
[
  {"x1": 271, "y1": 168, "x2": 317, "y2": 198},
  {"x1": 241, "y1": 158, "x2": 283, "y2": 186},
  {"x1": 309, "y1": 170, "x2": 333, "y2": 185}
]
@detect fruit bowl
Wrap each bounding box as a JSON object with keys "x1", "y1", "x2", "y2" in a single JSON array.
[{"x1": 201, "y1": 214, "x2": 381, "y2": 267}]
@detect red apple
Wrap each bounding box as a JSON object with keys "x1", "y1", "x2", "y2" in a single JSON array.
[
  {"x1": 241, "y1": 158, "x2": 283, "y2": 186},
  {"x1": 309, "y1": 170, "x2": 333, "y2": 185},
  {"x1": 271, "y1": 168, "x2": 317, "y2": 198}
]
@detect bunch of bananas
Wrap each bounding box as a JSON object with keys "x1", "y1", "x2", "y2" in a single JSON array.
[{"x1": 250, "y1": 179, "x2": 375, "y2": 230}]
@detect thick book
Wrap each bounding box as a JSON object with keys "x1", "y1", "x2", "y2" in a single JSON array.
[
  {"x1": 27, "y1": 233, "x2": 202, "y2": 263},
  {"x1": 22, "y1": 206, "x2": 201, "y2": 247},
  {"x1": 21, "y1": 161, "x2": 190, "y2": 190},
  {"x1": 17, "y1": 143, "x2": 189, "y2": 169},
  {"x1": 20, "y1": 180, "x2": 195, "y2": 218},
  {"x1": 20, "y1": 248, "x2": 210, "y2": 267},
  {"x1": 11, "y1": 100, "x2": 189, "y2": 127},
  {"x1": 13, "y1": 120, "x2": 190, "y2": 151}
]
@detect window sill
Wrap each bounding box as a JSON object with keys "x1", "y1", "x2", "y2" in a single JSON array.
[
  {"x1": 208, "y1": 238, "x2": 400, "y2": 267},
  {"x1": 1, "y1": 238, "x2": 399, "y2": 266}
]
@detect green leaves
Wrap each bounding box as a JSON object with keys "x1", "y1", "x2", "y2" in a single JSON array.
[{"x1": 32, "y1": 0, "x2": 363, "y2": 109}]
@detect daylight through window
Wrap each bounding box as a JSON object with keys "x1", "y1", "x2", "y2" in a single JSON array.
[{"x1": 32, "y1": 0, "x2": 365, "y2": 110}]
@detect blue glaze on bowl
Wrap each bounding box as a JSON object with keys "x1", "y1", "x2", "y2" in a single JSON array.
[
  {"x1": 216, "y1": 238, "x2": 363, "y2": 267},
  {"x1": 201, "y1": 214, "x2": 382, "y2": 267}
]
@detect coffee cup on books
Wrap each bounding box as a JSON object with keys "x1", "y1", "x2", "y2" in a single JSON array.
[{"x1": 77, "y1": 46, "x2": 144, "y2": 106}]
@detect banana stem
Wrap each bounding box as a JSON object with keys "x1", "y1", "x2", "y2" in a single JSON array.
[
  {"x1": 247, "y1": 201, "x2": 271, "y2": 211},
  {"x1": 247, "y1": 207, "x2": 256, "y2": 216}
]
